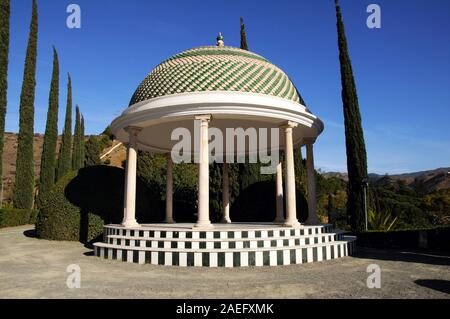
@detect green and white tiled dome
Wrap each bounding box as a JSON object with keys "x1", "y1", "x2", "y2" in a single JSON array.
[{"x1": 129, "y1": 45, "x2": 305, "y2": 106}]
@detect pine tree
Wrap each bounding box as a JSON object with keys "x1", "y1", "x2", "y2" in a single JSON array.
[
  {"x1": 37, "y1": 47, "x2": 59, "y2": 206},
  {"x1": 12, "y1": 0, "x2": 38, "y2": 209},
  {"x1": 0, "y1": 0, "x2": 10, "y2": 206},
  {"x1": 72, "y1": 105, "x2": 81, "y2": 170},
  {"x1": 240, "y1": 17, "x2": 249, "y2": 51},
  {"x1": 335, "y1": 0, "x2": 368, "y2": 232},
  {"x1": 80, "y1": 114, "x2": 85, "y2": 168},
  {"x1": 56, "y1": 74, "x2": 72, "y2": 180}
]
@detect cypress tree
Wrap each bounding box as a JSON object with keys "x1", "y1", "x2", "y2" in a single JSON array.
[
  {"x1": 240, "y1": 17, "x2": 249, "y2": 51},
  {"x1": 72, "y1": 105, "x2": 81, "y2": 170},
  {"x1": 335, "y1": 0, "x2": 368, "y2": 232},
  {"x1": 80, "y1": 114, "x2": 85, "y2": 167},
  {"x1": 56, "y1": 74, "x2": 72, "y2": 180},
  {"x1": 84, "y1": 136, "x2": 101, "y2": 167},
  {"x1": 37, "y1": 47, "x2": 59, "y2": 206},
  {"x1": 0, "y1": 0, "x2": 10, "y2": 205},
  {"x1": 12, "y1": 0, "x2": 38, "y2": 209}
]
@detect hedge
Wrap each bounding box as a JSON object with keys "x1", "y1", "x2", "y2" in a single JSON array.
[
  {"x1": 0, "y1": 208, "x2": 38, "y2": 228},
  {"x1": 356, "y1": 226, "x2": 450, "y2": 252},
  {"x1": 35, "y1": 165, "x2": 161, "y2": 243}
]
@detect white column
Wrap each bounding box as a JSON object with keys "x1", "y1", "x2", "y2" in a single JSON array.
[
  {"x1": 273, "y1": 161, "x2": 284, "y2": 223},
  {"x1": 194, "y1": 115, "x2": 213, "y2": 229},
  {"x1": 221, "y1": 163, "x2": 231, "y2": 223},
  {"x1": 305, "y1": 139, "x2": 320, "y2": 225},
  {"x1": 122, "y1": 127, "x2": 141, "y2": 228},
  {"x1": 283, "y1": 122, "x2": 300, "y2": 228},
  {"x1": 165, "y1": 153, "x2": 175, "y2": 223}
]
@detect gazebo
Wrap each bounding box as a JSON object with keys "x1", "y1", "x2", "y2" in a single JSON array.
[{"x1": 94, "y1": 35, "x2": 356, "y2": 267}]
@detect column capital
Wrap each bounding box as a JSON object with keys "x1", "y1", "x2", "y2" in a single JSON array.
[
  {"x1": 279, "y1": 121, "x2": 298, "y2": 130},
  {"x1": 194, "y1": 114, "x2": 212, "y2": 122},
  {"x1": 124, "y1": 126, "x2": 142, "y2": 136},
  {"x1": 303, "y1": 137, "x2": 317, "y2": 145}
]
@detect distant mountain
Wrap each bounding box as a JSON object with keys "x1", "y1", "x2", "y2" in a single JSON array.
[{"x1": 321, "y1": 167, "x2": 450, "y2": 192}]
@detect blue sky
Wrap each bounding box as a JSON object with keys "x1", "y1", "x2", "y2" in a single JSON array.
[{"x1": 5, "y1": 0, "x2": 450, "y2": 174}]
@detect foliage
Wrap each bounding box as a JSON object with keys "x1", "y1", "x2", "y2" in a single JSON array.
[
  {"x1": 0, "y1": 0, "x2": 9, "y2": 202},
  {"x1": 72, "y1": 105, "x2": 82, "y2": 170},
  {"x1": 80, "y1": 115, "x2": 85, "y2": 168},
  {"x1": 38, "y1": 47, "x2": 59, "y2": 207},
  {"x1": 0, "y1": 208, "x2": 37, "y2": 228},
  {"x1": 335, "y1": 0, "x2": 368, "y2": 232},
  {"x1": 12, "y1": 0, "x2": 38, "y2": 209},
  {"x1": 367, "y1": 209, "x2": 398, "y2": 231},
  {"x1": 84, "y1": 136, "x2": 101, "y2": 167},
  {"x1": 56, "y1": 74, "x2": 72, "y2": 180}
]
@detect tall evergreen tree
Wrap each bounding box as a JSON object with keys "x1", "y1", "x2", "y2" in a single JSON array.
[
  {"x1": 37, "y1": 47, "x2": 59, "y2": 206},
  {"x1": 0, "y1": 0, "x2": 10, "y2": 206},
  {"x1": 12, "y1": 0, "x2": 38, "y2": 209},
  {"x1": 56, "y1": 74, "x2": 72, "y2": 180},
  {"x1": 84, "y1": 136, "x2": 101, "y2": 167},
  {"x1": 240, "y1": 17, "x2": 249, "y2": 51},
  {"x1": 80, "y1": 114, "x2": 85, "y2": 168},
  {"x1": 335, "y1": 0, "x2": 368, "y2": 232},
  {"x1": 72, "y1": 105, "x2": 81, "y2": 170}
]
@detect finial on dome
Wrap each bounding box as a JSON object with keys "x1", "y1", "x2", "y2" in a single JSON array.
[{"x1": 216, "y1": 32, "x2": 224, "y2": 47}]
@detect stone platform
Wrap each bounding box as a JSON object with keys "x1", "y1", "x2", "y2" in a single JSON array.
[{"x1": 93, "y1": 223, "x2": 356, "y2": 267}]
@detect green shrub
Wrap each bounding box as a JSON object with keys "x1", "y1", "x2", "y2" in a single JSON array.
[
  {"x1": 0, "y1": 208, "x2": 35, "y2": 228},
  {"x1": 36, "y1": 171, "x2": 104, "y2": 242},
  {"x1": 36, "y1": 165, "x2": 161, "y2": 243}
]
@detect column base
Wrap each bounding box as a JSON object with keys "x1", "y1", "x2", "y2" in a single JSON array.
[
  {"x1": 221, "y1": 218, "x2": 232, "y2": 224},
  {"x1": 164, "y1": 219, "x2": 176, "y2": 224},
  {"x1": 193, "y1": 221, "x2": 214, "y2": 230},
  {"x1": 283, "y1": 220, "x2": 301, "y2": 228},
  {"x1": 121, "y1": 220, "x2": 140, "y2": 228}
]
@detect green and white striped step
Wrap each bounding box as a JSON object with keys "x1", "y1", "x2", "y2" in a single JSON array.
[{"x1": 94, "y1": 237, "x2": 356, "y2": 267}]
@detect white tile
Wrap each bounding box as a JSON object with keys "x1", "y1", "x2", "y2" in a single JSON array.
[
  {"x1": 270, "y1": 251, "x2": 277, "y2": 266},
  {"x1": 261, "y1": 230, "x2": 268, "y2": 238},
  {"x1": 220, "y1": 232, "x2": 227, "y2": 239},
  {"x1": 221, "y1": 242, "x2": 228, "y2": 249},
  {"x1": 165, "y1": 252, "x2": 172, "y2": 266},
  {"x1": 234, "y1": 232, "x2": 241, "y2": 239},
  {"x1": 225, "y1": 253, "x2": 233, "y2": 268},
  {"x1": 241, "y1": 252, "x2": 249, "y2": 267},
  {"x1": 300, "y1": 238, "x2": 305, "y2": 246},
  {"x1": 140, "y1": 240, "x2": 145, "y2": 248},
  {"x1": 334, "y1": 245, "x2": 338, "y2": 258},
  {"x1": 144, "y1": 231, "x2": 149, "y2": 238},
  {"x1": 273, "y1": 230, "x2": 280, "y2": 237},
  {"x1": 255, "y1": 251, "x2": 263, "y2": 266},
  {"x1": 164, "y1": 241, "x2": 171, "y2": 249},
  {"x1": 192, "y1": 232, "x2": 199, "y2": 239},
  {"x1": 166, "y1": 232, "x2": 173, "y2": 239},
  {"x1": 154, "y1": 231, "x2": 160, "y2": 238},
  {"x1": 236, "y1": 241, "x2": 243, "y2": 249},
  {"x1": 117, "y1": 249, "x2": 122, "y2": 260},
  {"x1": 326, "y1": 245, "x2": 331, "y2": 260},
  {"x1": 206, "y1": 241, "x2": 214, "y2": 249},
  {"x1": 99, "y1": 247, "x2": 104, "y2": 258},
  {"x1": 318, "y1": 246, "x2": 323, "y2": 262},
  {"x1": 210, "y1": 253, "x2": 218, "y2": 267},
  {"x1": 206, "y1": 232, "x2": 213, "y2": 239},
  {"x1": 192, "y1": 242, "x2": 199, "y2": 250},
  {"x1": 289, "y1": 239, "x2": 294, "y2": 246},
  {"x1": 295, "y1": 249, "x2": 301, "y2": 264},
  {"x1": 108, "y1": 248, "x2": 113, "y2": 259},
  {"x1": 277, "y1": 239, "x2": 283, "y2": 247},
  {"x1": 250, "y1": 241, "x2": 257, "y2": 248},
  {"x1": 248, "y1": 231, "x2": 255, "y2": 239},
  {"x1": 283, "y1": 250, "x2": 290, "y2": 265},
  {"x1": 151, "y1": 252, "x2": 158, "y2": 265},
  {"x1": 151, "y1": 241, "x2": 157, "y2": 248},
  {"x1": 194, "y1": 253, "x2": 202, "y2": 267},
  {"x1": 138, "y1": 251, "x2": 145, "y2": 264},
  {"x1": 263, "y1": 240, "x2": 270, "y2": 248},
  {"x1": 179, "y1": 253, "x2": 187, "y2": 266},
  {"x1": 307, "y1": 248, "x2": 313, "y2": 263},
  {"x1": 179, "y1": 232, "x2": 186, "y2": 239},
  {"x1": 127, "y1": 250, "x2": 133, "y2": 263},
  {"x1": 130, "y1": 240, "x2": 135, "y2": 247}
]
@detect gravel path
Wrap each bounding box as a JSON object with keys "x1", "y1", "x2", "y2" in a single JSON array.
[{"x1": 0, "y1": 225, "x2": 449, "y2": 299}]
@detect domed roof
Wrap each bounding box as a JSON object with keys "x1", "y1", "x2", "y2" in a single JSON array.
[{"x1": 129, "y1": 45, "x2": 305, "y2": 107}]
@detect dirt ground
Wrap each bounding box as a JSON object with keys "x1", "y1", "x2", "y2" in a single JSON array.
[{"x1": 0, "y1": 225, "x2": 449, "y2": 299}]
